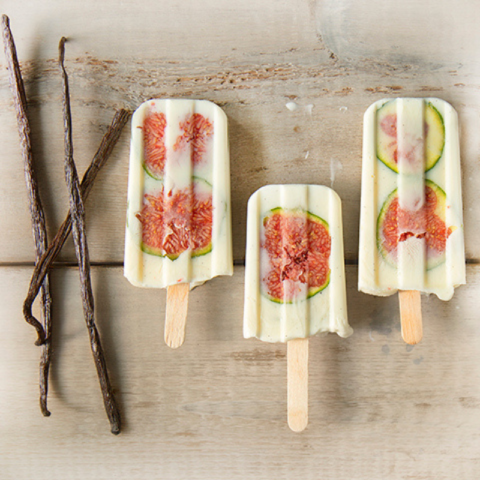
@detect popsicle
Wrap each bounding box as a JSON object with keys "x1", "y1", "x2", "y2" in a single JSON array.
[
  {"x1": 358, "y1": 98, "x2": 465, "y2": 344},
  {"x1": 244, "y1": 184, "x2": 353, "y2": 432},
  {"x1": 125, "y1": 99, "x2": 233, "y2": 348}
]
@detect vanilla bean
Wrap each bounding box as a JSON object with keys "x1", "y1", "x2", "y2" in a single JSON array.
[
  {"x1": 59, "y1": 37, "x2": 121, "y2": 435},
  {"x1": 2, "y1": 14, "x2": 53, "y2": 415},
  {"x1": 23, "y1": 108, "x2": 130, "y2": 334}
]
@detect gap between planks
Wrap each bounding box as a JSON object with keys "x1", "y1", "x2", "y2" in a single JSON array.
[{"x1": 1, "y1": 258, "x2": 479, "y2": 269}]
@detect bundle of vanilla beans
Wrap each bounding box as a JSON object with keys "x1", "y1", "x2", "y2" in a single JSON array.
[{"x1": 2, "y1": 15, "x2": 131, "y2": 435}]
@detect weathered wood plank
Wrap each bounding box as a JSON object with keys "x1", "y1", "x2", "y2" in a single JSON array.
[
  {"x1": 0, "y1": 1, "x2": 479, "y2": 264},
  {"x1": 0, "y1": 265, "x2": 479, "y2": 478}
]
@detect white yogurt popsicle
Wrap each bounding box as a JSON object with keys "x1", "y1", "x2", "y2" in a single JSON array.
[
  {"x1": 243, "y1": 184, "x2": 352, "y2": 432},
  {"x1": 125, "y1": 99, "x2": 233, "y2": 346},
  {"x1": 358, "y1": 98, "x2": 465, "y2": 342},
  {"x1": 244, "y1": 184, "x2": 352, "y2": 343}
]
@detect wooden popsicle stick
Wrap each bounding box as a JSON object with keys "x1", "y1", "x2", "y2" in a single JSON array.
[
  {"x1": 165, "y1": 283, "x2": 190, "y2": 349},
  {"x1": 399, "y1": 290, "x2": 423, "y2": 345},
  {"x1": 287, "y1": 338, "x2": 309, "y2": 432}
]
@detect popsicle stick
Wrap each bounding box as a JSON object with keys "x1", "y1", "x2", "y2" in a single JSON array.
[
  {"x1": 287, "y1": 338, "x2": 308, "y2": 432},
  {"x1": 399, "y1": 290, "x2": 423, "y2": 345},
  {"x1": 165, "y1": 283, "x2": 190, "y2": 349}
]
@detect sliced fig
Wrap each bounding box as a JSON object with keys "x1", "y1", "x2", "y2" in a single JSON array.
[
  {"x1": 173, "y1": 113, "x2": 213, "y2": 165},
  {"x1": 377, "y1": 179, "x2": 450, "y2": 269},
  {"x1": 143, "y1": 111, "x2": 167, "y2": 179},
  {"x1": 376, "y1": 100, "x2": 445, "y2": 173},
  {"x1": 136, "y1": 178, "x2": 213, "y2": 260},
  {"x1": 261, "y1": 207, "x2": 331, "y2": 303}
]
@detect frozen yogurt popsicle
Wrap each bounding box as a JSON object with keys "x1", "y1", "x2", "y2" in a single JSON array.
[
  {"x1": 359, "y1": 98, "x2": 465, "y2": 343},
  {"x1": 125, "y1": 99, "x2": 233, "y2": 347},
  {"x1": 244, "y1": 184, "x2": 352, "y2": 431}
]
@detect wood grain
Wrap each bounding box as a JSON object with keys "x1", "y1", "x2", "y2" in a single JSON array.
[
  {"x1": 0, "y1": 1, "x2": 479, "y2": 264},
  {"x1": 399, "y1": 290, "x2": 423, "y2": 345},
  {"x1": 0, "y1": 265, "x2": 479, "y2": 479},
  {"x1": 1, "y1": 0, "x2": 480, "y2": 478},
  {"x1": 165, "y1": 284, "x2": 189, "y2": 349},
  {"x1": 287, "y1": 338, "x2": 309, "y2": 432}
]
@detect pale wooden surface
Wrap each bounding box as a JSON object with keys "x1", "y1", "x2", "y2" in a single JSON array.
[
  {"x1": 1, "y1": 266, "x2": 480, "y2": 479},
  {"x1": 1, "y1": 0, "x2": 480, "y2": 478},
  {"x1": 1, "y1": 0, "x2": 480, "y2": 264}
]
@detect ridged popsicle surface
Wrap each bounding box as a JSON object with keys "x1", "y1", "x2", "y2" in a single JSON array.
[
  {"x1": 244, "y1": 184, "x2": 352, "y2": 343},
  {"x1": 125, "y1": 99, "x2": 233, "y2": 288},
  {"x1": 358, "y1": 98, "x2": 465, "y2": 300}
]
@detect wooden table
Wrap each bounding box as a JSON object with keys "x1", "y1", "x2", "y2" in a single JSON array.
[{"x1": 1, "y1": 1, "x2": 479, "y2": 478}]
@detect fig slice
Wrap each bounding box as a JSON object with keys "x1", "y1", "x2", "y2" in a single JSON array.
[
  {"x1": 376, "y1": 100, "x2": 445, "y2": 173},
  {"x1": 377, "y1": 179, "x2": 451, "y2": 269},
  {"x1": 261, "y1": 207, "x2": 331, "y2": 303},
  {"x1": 137, "y1": 178, "x2": 213, "y2": 260}
]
